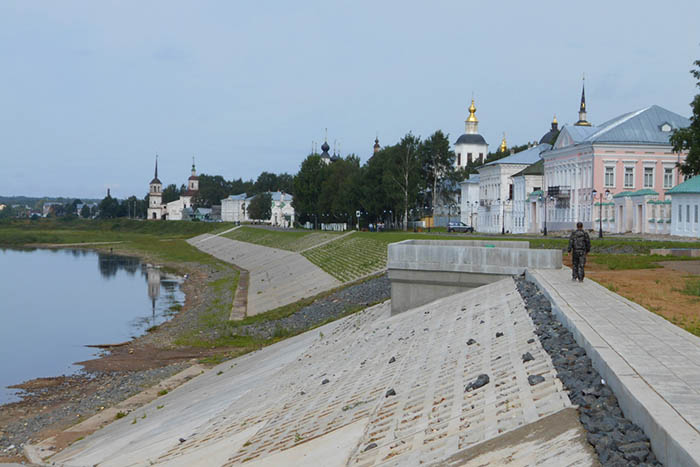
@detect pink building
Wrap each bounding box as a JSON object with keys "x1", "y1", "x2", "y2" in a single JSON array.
[{"x1": 541, "y1": 104, "x2": 689, "y2": 233}]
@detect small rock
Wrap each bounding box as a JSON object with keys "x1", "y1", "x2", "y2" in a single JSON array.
[
  {"x1": 465, "y1": 374, "x2": 490, "y2": 392},
  {"x1": 322, "y1": 379, "x2": 330, "y2": 385},
  {"x1": 522, "y1": 352, "x2": 534, "y2": 363},
  {"x1": 479, "y1": 320, "x2": 485, "y2": 324},
  {"x1": 364, "y1": 442, "x2": 378, "y2": 452},
  {"x1": 528, "y1": 375, "x2": 545, "y2": 386},
  {"x1": 527, "y1": 338, "x2": 535, "y2": 344},
  {"x1": 388, "y1": 357, "x2": 396, "y2": 364},
  {"x1": 179, "y1": 438, "x2": 186, "y2": 443},
  {"x1": 466, "y1": 339, "x2": 476, "y2": 346},
  {"x1": 385, "y1": 388, "x2": 396, "y2": 397},
  {"x1": 496, "y1": 332, "x2": 504, "y2": 338}
]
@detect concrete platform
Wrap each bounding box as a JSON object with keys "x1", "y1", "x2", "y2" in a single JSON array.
[
  {"x1": 49, "y1": 279, "x2": 596, "y2": 466},
  {"x1": 188, "y1": 234, "x2": 341, "y2": 317},
  {"x1": 528, "y1": 268, "x2": 700, "y2": 466},
  {"x1": 388, "y1": 240, "x2": 561, "y2": 313}
]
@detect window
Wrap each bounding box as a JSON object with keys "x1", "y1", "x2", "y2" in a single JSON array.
[
  {"x1": 664, "y1": 168, "x2": 673, "y2": 188},
  {"x1": 467, "y1": 152, "x2": 472, "y2": 161},
  {"x1": 457, "y1": 153, "x2": 461, "y2": 166},
  {"x1": 644, "y1": 167, "x2": 654, "y2": 188},
  {"x1": 679, "y1": 205, "x2": 683, "y2": 222},
  {"x1": 624, "y1": 167, "x2": 634, "y2": 188},
  {"x1": 695, "y1": 205, "x2": 698, "y2": 223},
  {"x1": 687, "y1": 205, "x2": 691, "y2": 223},
  {"x1": 604, "y1": 167, "x2": 615, "y2": 187},
  {"x1": 479, "y1": 153, "x2": 484, "y2": 160}
]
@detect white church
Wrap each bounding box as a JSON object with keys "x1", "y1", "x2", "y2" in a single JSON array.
[{"x1": 147, "y1": 157, "x2": 200, "y2": 221}]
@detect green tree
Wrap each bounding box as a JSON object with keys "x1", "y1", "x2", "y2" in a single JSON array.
[
  {"x1": 80, "y1": 203, "x2": 91, "y2": 218},
  {"x1": 672, "y1": 59, "x2": 700, "y2": 176},
  {"x1": 0, "y1": 205, "x2": 14, "y2": 219},
  {"x1": 419, "y1": 130, "x2": 456, "y2": 214},
  {"x1": 195, "y1": 174, "x2": 232, "y2": 207},
  {"x1": 293, "y1": 154, "x2": 327, "y2": 224},
  {"x1": 248, "y1": 192, "x2": 272, "y2": 221},
  {"x1": 386, "y1": 133, "x2": 421, "y2": 230},
  {"x1": 98, "y1": 193, "x2": 120, "y2": 218},
  {"x1": 162, "y1": 184, "x2": 181, "y2": 204},
  {"x1": 253, "y1": 172, "x2": 279, "y2": 194}
]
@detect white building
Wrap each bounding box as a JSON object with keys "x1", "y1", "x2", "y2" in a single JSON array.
[
  {"x1": 667, "y1": 175, "x2": 700, "y2": 237},
  {"x1": 459, "y1": 174, "x2": 480, "y2": 229},
  {"x1": 476, "y1": 144, "x2": 551, "y2": 233},
  {"x1": 221, "y1": 191, "x2": 295, "y2": 227},
  {"x1": 148, "y1": 157, "x2": 200, "y2": 221},
  {"x1": 454, "y1": 99, "x2": 488, "y2": 168},
  {"x1": 511, "y1": 159, "x2": 544, "y2": 234}
]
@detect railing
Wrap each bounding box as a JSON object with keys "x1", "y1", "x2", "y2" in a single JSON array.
[{"x1": 547, "y1": 186, "x2": 571, "y2": 198}]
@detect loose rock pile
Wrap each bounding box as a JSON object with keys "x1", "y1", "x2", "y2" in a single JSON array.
[{"x1": 515, "y1": 276, "x2": 661, "y2": 466}]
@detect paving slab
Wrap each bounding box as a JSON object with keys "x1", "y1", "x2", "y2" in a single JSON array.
[
  {"x1": 188, "y1": 234, "x2": 341, "y2": 316},
  {"x1": 51, "y1": 279, "x2": 596, "y2": 466},
  {"x1": 528, "y1": 267, "x2": 700, "y2": 466}
]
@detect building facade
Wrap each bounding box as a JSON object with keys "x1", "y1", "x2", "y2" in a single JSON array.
[
  {"x1": 542, "y1": 105, "x2": 689, "y2": 232},
  {"x1": 459, "y1": 175, "x2": 480, "y2": 229},
  {"x1": 221, "y1": 191, "x2": 295, "y2": 227},
  {"x1": 667, "y1": 176, "x2": 700, "y2": 237}
]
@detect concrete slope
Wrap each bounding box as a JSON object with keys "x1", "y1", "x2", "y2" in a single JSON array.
[
  {"x1": 52, "y1": 279, "x2": 595, "y2": 466},
  {"x1": 188, "y1": 234, "x2": 341, "y2": 316}
]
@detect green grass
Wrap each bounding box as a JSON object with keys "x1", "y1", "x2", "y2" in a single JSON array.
[
  {"x1": 302, "y1": 234, "x2": 388, "y2": 282},
  {"x1": 681, "y1": 277, "x2": 700, "y2": 297},
  {"x1": 223, "y1": 226, "x2": 342, "y2": 251}
]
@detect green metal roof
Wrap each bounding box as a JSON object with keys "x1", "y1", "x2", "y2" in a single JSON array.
[
  {"x1": 612, "y1": 188, "x2": 658, "y2": 198},
  {"x1": 513, "y1": 159, "x2": 544, "y2": 178},
  {"x1": 528, "y1": 189, "x2": 543, "y2": 198},
  {"x1": 666, "y1": 175, "x2": 700, "y2": 195}
]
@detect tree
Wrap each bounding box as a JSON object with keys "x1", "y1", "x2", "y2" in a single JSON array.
[
  {"x1": 98, "y1": 193, "x2": 120, "y2": 218},
  {"x1": 162, "y1": 184, "x2": 181, "y2": 204},
  {"x1": 387, "y1": 134, "x2": 421, "y2": 230},
  {"x1": 80, "y1": 204, "x2": 91, "y2": 218},
  {"x1": 248, "y1": 192, "x2": 272, "y2": 221},
  {"x1": 253, "y1": 172, "x2": 279, "y2": 194},
  {"x1": 419, "y1": 130, "x2": 456, "y2": 214},
  {"x1": 0, "y1": 205, "x2": 14, "y2": 219},
  {"x1": 672, "y1": 59, "x2": 700, "y2": 176},
  {"x1": 293, "y1": 154, "x2": 327, "y2": 224},
  {"x1": 195, "y1": 174, "x2": 232, "y2": 207}
]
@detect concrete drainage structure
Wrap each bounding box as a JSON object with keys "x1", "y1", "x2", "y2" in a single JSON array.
[{"x1": 387, "y1": 240, "x2": 562, "y2": 314}]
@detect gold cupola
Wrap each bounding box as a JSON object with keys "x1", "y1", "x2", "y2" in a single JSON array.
[
  {"x1": 467, "y1": 99, "x2": 478, "y2": 123},
  {"x1": 499, "y1": 132, "x2": 507, "y2": 153}
]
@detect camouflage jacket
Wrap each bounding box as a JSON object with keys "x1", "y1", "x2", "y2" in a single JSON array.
[{"x1": 568, "y1": 229, "x2": 591, "y2": 253}]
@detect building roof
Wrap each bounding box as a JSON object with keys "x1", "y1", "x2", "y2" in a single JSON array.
[
  {"x1": 455, "y1": 134, "x2": 487, "y2": 146},
  {"x1": 226, "y1": 193, "x2": 248, "y2": 201},
  {"x1": 459, "y1": 174, "x2": 480, "y2": 185},
  {"x1": 482, "y1": 143, "x2": 551, "y2": 167},
  {"x1": 612, "y1": 188, "x2": 659, "y2": 198},
  {"x1": 150, "y1": 177, "x2": 162, "y2": 185},
  {"x1": 667, "y1": 175, "x2": 700, "y2": 195},
  {"x1": 512, "y1": 159, "x2": 544, "y2": 178},
  {"x1": 242, "y1": 191, "x2": 294, "y2": 202},
  {"x1": 556, "y1": 105, "x2": 689, "y2": 149}
]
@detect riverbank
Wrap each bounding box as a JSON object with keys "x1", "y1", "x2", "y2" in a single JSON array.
[{"x1": 0, "y1": 220, "x2": 392, "y2": 463}]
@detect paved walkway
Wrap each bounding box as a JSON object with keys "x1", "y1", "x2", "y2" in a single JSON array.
[
  {"x1": 529, "y1": 268, "x2": 700, "y2": 466},
  {"x1": 188, "y1": 234, "x2": 341, "y2": 317},
  {"x1": 48, "y1": 279, "x2": 595, "y2": 466}
]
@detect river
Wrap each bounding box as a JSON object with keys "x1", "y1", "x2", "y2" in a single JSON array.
[{"x1": 0, "y1": 247, "x2": 185, "y2": 404}]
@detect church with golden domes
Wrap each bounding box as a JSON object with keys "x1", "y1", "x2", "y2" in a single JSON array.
[{"x1": 454, "y1": 99, "x2": 488, "y2": 168}]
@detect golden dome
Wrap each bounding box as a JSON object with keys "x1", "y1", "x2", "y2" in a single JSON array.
[
  {"x1": 552, "y1": 115, "x2": 558, "y2": 125},
  {"x1": 500, "y1": 132, "x2": 507, "y2": 152},
  {"x1": 466, "y1": 99, "x2": 478, "y2": 123}
]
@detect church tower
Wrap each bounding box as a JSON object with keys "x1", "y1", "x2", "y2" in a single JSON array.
[
  {"x1": 454, "y1": 98, "x2": 488, "y2": 167},
  {"x1": 574, "y1": 76, "x2": 591, "y2": 127},
  {"x1": 373, "y1": 136, "x2": 380, "y2": 154},
  {"x1": 187, "y1": 157, "x2": 199, "y2": 192},
  {"x1": 148, "y1": 155, "x2": 163, "y2": 220}
]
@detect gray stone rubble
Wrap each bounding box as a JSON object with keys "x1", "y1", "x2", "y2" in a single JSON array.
[{"x1": 515, "y1": 276, "x2": 662, "y2": 466}]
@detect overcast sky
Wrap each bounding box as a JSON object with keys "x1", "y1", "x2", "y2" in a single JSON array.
[{"x1": 2, "y1": 1, "x2": 700, "y2": 199}]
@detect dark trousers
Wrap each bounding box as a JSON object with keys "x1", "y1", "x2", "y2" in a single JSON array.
[{"x1": 572, "y1": 250, "x2": 587, "y2": 280}]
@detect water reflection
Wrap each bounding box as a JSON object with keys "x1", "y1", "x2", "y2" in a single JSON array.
[{"x1": 0, "y1": 248, "x2": 186, "y2": 404}]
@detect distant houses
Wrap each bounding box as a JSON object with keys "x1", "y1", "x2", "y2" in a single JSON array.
[{"x1": 221, "y1": 192, "x2": 295, "y2": 227}]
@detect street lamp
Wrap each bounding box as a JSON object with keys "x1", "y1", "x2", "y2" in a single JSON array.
[
  {"x1": 538, "y1": 193, "x2": 553, "y2": 236},
  {"x1": 591, "y1": 189, "x2": 611, "y2": 238},
  {"x1": 501, "y1": 199, "x2": 510, "y2": 235}
]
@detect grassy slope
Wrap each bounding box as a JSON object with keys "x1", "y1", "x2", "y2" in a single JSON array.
[{"x1": 223, "y1": 226, "x2": 342, "y2": 251}]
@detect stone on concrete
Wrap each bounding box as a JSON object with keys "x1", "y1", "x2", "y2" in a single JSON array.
[{"x1": 50, "y1": 279, "x2": 595, "y2": 466}]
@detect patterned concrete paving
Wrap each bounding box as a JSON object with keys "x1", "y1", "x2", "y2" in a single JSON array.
[
  {"x1": 530, "y1": 268, "x2": 700, "y2": 466},
  {"x1": 50, "y1": 279, "x2": 595, "y2": 466},
  {"x1": 188, "y1": 234, "x2": 341, "y2": 316}
]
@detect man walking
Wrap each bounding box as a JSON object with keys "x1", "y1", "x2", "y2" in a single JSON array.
[{"x1": 568, "y1": 222, "x2": 591, "y2": 282}]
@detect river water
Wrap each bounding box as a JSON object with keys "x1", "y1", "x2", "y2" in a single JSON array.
[{"x1": 0, "y1": 248, "x2": 185, "y2": 404}]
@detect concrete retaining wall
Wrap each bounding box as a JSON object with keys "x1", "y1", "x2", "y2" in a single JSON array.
[{"x1": 388, "y1": 240, "x2": 561, "y2": 313}]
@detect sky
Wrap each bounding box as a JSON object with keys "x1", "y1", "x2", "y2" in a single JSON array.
[{"x1": 1, "y1": 0, "x2": 700, "y2": 199}]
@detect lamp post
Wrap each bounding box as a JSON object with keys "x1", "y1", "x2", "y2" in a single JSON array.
[
  {"x1": 591, "y1": 189, "x2": 610, "y2": 238},
  {"x1": 501, "y1": 199, "x2": 510, "y2": 235},
  {"x1": 539, "y1": 193, "x2": 552, "y2": 236}
]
